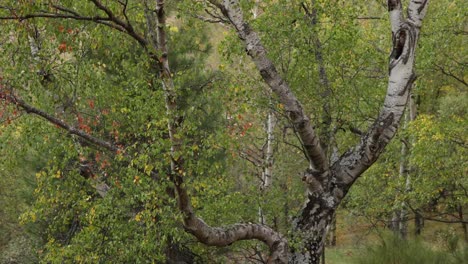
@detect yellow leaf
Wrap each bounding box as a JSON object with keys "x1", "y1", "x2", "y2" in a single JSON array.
[
  {"x1": 135, "y1": 213, "x2": 142, "y2": 222},
  {"x1": 133, "y1": 175, "x2": 140, "y2": 185},
  {"x1": 169, "y1": 26, "x2": 179, "y2": 33},
  {"x1": 144, "y1": 164, "x2": 154, "y2": 175}
]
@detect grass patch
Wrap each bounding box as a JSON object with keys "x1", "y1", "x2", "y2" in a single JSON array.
[{"x1": 351, "y1": 234, "x2": 467, "y2": 264}]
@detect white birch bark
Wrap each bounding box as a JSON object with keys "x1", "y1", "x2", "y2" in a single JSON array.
[
  {"x1": 259, "y1": 107, "x2": 276, "y2": 225},
  {"x1": 263, "y1": 109, "x2": 276, "y2": 189},
  {"x1": 397, "y1": 109, "x2": 410, "y2": 237},
  {"x1": 333, "y1": 0, "x2": 429, "y2": 194},
  {"x1": 397, "y1": 94, "x2": 417, "y2": 238}
]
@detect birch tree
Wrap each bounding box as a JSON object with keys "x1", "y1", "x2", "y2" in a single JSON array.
[
  {"x1": 0, "y1": 0, "x2": 431, "y2": 263},
  {"x1": 198, "y1": 0, "x2": 429, "y2": 262}
]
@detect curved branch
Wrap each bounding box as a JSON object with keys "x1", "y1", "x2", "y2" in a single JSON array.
[
  {"x1": 146, "y1": 1, "x2": 289, "y2": 261},
  {"x1": 0, "y1": 4, "x2": 148, "y2": 47},
  {"x1": 172, "y1": 171, "x2": 288, "y2": 263},
  {"x1": 0, "y1": 12, "x2": 126, "y2": 32},
  {"x1": 185, "y1": 216, "x2": 288, "y2": 262}
]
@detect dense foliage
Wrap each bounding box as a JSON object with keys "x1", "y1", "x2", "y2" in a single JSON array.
[{"x1": 0, "y1": 0, "x2": 466, "y2": 263}]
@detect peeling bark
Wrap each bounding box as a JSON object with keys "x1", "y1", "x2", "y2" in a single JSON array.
[
  {"x1": 334, "y1": 1, "x2": 428, "y2": 195},
  {"x1": 291, "y1": 193, "x2": 335, "y2": 263}
]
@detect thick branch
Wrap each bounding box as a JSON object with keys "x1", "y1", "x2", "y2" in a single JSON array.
[
  {"x1": 388, "y1": 0, "x2": 403, "y2": 33},
  {"x1": 218, "y1": 0, "x2": 328, "y2": 173},
  {"x1": 183, "y1": 204, "x2": 288, "y2": 262},
  {"x1": 171, "y1": 170, "x2": 288, "y2": 263},
  {"x1": 333, "y1": 0, "x2": 430, "y2": 197},
  {"x1": 408, "y1": 0, "x2": 429, "y2": 27}
]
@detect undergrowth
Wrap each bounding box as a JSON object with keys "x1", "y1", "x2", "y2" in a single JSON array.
[{"x1": 352, "y1": 234, "x2": 467, "y2": 264}]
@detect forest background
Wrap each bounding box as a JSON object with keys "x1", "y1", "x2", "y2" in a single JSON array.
[{"x1": 0, "y1": 0, "x2": 466, "y2": 263}]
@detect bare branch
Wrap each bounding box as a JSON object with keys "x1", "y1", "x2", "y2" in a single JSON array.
[
  {"x1": 206, "y1": 0, "x2": 223, "y2": 10},
  {"x1": 202, "y1": 7, "x2": 229, "y2": 23},
  {"x1": 356, "y1": 16, "x2": 382, "y2": 20},
  {"x1": 432, "y1": 63, "x2": 467, "y2": 87},
  {"x1": 423, "y1": 217, "x2": 468, "y2": 224},
  {"x1": 406, "y1": 203, "x2": 468, "y2": 224},
  {"x1": 5, "y1": 93, "x2": 119, "y2": 153},
  {"x1": 193, "y1": 14, "x2": 226, "y2": 23},
  {"x1": 348, "y1": 125, "x2": 364, "y2": 136},
  {"x1": 51, "y1": 4, "x2": 81, "y2": 17},
  {"x1": 89, "y1": 0, "x2": 147, "y2": 46},
  {"x1": 0, "y1": 4, "x2": 148, "y2": 47},
  {"x1": 240, "y1": 148, "x2": 263, "y2": 167},
  {"x1": 116, "y1": 0, "x2": 132, "y2": 25}
]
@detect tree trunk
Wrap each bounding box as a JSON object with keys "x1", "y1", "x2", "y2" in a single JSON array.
[
  {"x1": 263, "y1": 109, "x2": 276, "y2": 189},
  {"x1": 414, "y1": 209, "x2": 424, "y2": 236},
  {"x1": 397, "y1": 93, "x2": 417, "y2": 239},
  {"x1": 390, "y1": 211, "x2": 401, "y2": 233},
  {"x1": 458, "y1": 205, "x2": 468, "y2": 243},
  {"x1": 259, "y1": 108, "x2": 276, "y2": 224},
  {"x1": 397, "y1": 111, "x2": 409, "y2": 239},
  {"x1": 214, "y1": 0, "x2": 429, "y2": 262},
  {"x1": 290, "y1": 193, "x2": 335, "y2": 264}
]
